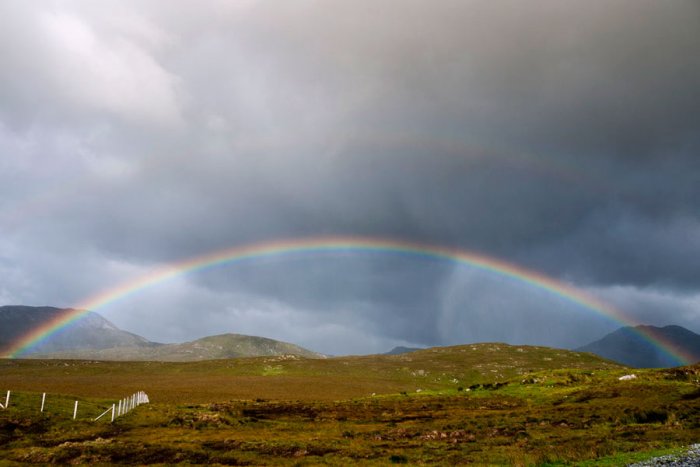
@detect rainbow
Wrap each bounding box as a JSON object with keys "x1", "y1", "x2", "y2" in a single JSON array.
[{"x1": 2, "y1": 236, "x2": 692, "y2": 365}]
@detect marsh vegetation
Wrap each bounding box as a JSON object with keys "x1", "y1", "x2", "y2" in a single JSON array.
[{"x1": 1, "y1": 345, "x2": 699, "y2": 464}]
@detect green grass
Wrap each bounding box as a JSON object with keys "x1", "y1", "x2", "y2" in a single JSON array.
[
  {"x1": 1, "y1": 343, "x2": 699, "y2": 464},
  {"x1": 575, "y1": 446, "x2": 687, "y2": 466},
  {"x1": 0, "y1": 343, "x2": 620, "y2": 403}
]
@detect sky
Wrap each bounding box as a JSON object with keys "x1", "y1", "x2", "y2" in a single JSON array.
[{"x1": 1, "y1": 0, "x2": 699, "y2": 355}]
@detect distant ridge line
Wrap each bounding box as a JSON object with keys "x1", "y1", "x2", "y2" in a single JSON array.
[
  {"x1": 577, "y1": 324, "x2": 700, "y2": 368},
  {"x1": 2, "y1": 236, "x2": 693, "y2": 364}
]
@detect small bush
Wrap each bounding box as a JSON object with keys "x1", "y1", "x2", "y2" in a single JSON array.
[{"x1": 633, "y1": 410, "x2": 668, "y2": 424}]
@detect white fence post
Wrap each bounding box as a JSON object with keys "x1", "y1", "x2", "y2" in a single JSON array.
[
  {"x1": 109, "y1": 391, "x2": 149, "y2": 420},
  {"x1": 0, "y1": 390, "x2": 148, "y2": 421},
  {"x1": 94, "y1": 405, "x2": 116, "y2": 422}
]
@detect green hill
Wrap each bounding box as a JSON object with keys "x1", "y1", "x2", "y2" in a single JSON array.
[
  {"x1": 6, "y1": 343, "x2": 700, "y2": 465},
  {"x1": 30, "y1": 333, "x2": 326, "y2": 362},
  {"x1": 3, "y1": 342, "x2": 619, "y2": 403}
]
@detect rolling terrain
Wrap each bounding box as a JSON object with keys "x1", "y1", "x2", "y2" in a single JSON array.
[
  {"x1": 0, "y1": 306, "x2": 323, "y2": 361},
  {"x1": 5, "y1": 343, "x2": 700, "y2": 464},
  {"x1": 30, "y1": 333, "x2": 326, "y2": 362},
  {"x1": 0, "y1": 343, "x2": 617, "y2": 403},
  {"x1": 3, "y1": 312, "x2": 700, "y2": 463}
]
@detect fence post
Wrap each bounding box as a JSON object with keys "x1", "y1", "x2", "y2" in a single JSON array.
[
  {"x1": 5, "y1": 390, "x2": 9, "y2": 409},
  {"x1": 111, "y1": 404, "x2": 115, "y2": 422},
  {"x1": 41, "y1": 393, "x2": 46, "y2": 413},
  {"x1": 73, "y1": 401, "x2": 78, "y2": 420}
]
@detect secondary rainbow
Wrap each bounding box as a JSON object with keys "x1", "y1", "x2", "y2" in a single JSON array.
[{"x1": 2, "y1": 236, "x2": 691, "y2": 365}]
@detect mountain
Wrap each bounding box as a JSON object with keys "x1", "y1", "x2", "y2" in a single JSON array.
[
  {"x1": 576, "y1": 325, "x2": 700, "y2": 368},
  {"x1": 1, "y1": 305, "x2": 324, "y2": 361},
  {"x1": 30, "y1": 333, "x2": 326, "y2": 361},
  {"x1": 384, "y1": 346, "x2": 423, "y2": 355},
  {"x1": 0, "y1": 305, "x2": 158, "y2": 355}
]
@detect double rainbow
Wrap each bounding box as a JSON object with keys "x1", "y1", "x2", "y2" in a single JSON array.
[{"x1": 2, "y1": 236, "x2": 691, "y2": 365}]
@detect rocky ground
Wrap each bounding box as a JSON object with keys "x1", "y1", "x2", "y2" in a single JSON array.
[{"x1": 630, "y1": 444, "x2": 700, "y2": 466}]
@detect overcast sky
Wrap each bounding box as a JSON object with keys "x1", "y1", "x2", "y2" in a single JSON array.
[{"x1": 1, "y1": 0, "x2": 699, "y2": 355}]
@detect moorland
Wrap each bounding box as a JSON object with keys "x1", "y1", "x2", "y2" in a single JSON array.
[{"x1": 1, "y1": 343, "x2": 700, "y2": 465}]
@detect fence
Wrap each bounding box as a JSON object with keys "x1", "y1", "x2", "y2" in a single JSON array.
[{"x1": 0, "y1": 389, "x2": 149, "y2": 422}]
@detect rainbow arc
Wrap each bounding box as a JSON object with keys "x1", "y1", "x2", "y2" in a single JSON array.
[{"x1": 2, "y1": 236, "x2": 690, "y2": 365}]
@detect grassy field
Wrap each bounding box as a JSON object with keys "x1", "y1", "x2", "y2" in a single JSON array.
[{"x1": 1, "y1": 343, "x2": 700, "y2": 465}]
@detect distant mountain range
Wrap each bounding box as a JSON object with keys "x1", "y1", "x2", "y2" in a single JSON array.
[
  {"x1": 576, "y1": 325, "x2": 700, "y2": 368},
  {"x1": 0, "y1": 305, "x2": 156, "y2": 354},
  {"x1": 0, "y1": 305, "x2": 324, "y2": 361},
  {"x1": 30, "y1": 333, "x2": 326, "y2": 361},
  {"x1": 5, "y1": 305, "x2": 700, "y2": 367}
]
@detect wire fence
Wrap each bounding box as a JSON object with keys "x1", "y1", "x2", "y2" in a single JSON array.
[{"x1": 0, "y1": 389, "x2": 149, "y2": 422}]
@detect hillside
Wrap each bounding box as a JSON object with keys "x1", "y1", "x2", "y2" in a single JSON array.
[
  {"x1": 3, "y1": 342, "x2": 620, "y2": 402},
  {"x1": 0, "y1": 305, "x2": 158, "y2": 355},
  {"x1": 384, "y1": 346, "x2": 423, "y2": 355},
  {"x1": 577, "y1": 325, "x2": 700, "y2": 368},
  {"x1": 11, "y1": 343, "x2": 694, "y2": 465},
  {"x1": 1, "y1": 305, "x2": 324, "y2": 361},
  {"x1": 29, "y1": 333, "x2": 326, "y2": 361}
]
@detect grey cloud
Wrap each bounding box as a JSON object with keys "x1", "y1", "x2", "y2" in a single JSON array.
[
  {"x1": 1, "y1": 1, "x2": 699, "y2": 353},
  {"x1": 523, "y1": 212, "x2": 700, "y2": 290}
]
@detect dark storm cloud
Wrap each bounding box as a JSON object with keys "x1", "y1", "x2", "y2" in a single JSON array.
[
  {"x1": 1, "y1": 0, "x2": 699, "y2": 352},
  {"x1": 523, "y1": 211, "x2": 700, "y2": 290}
]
